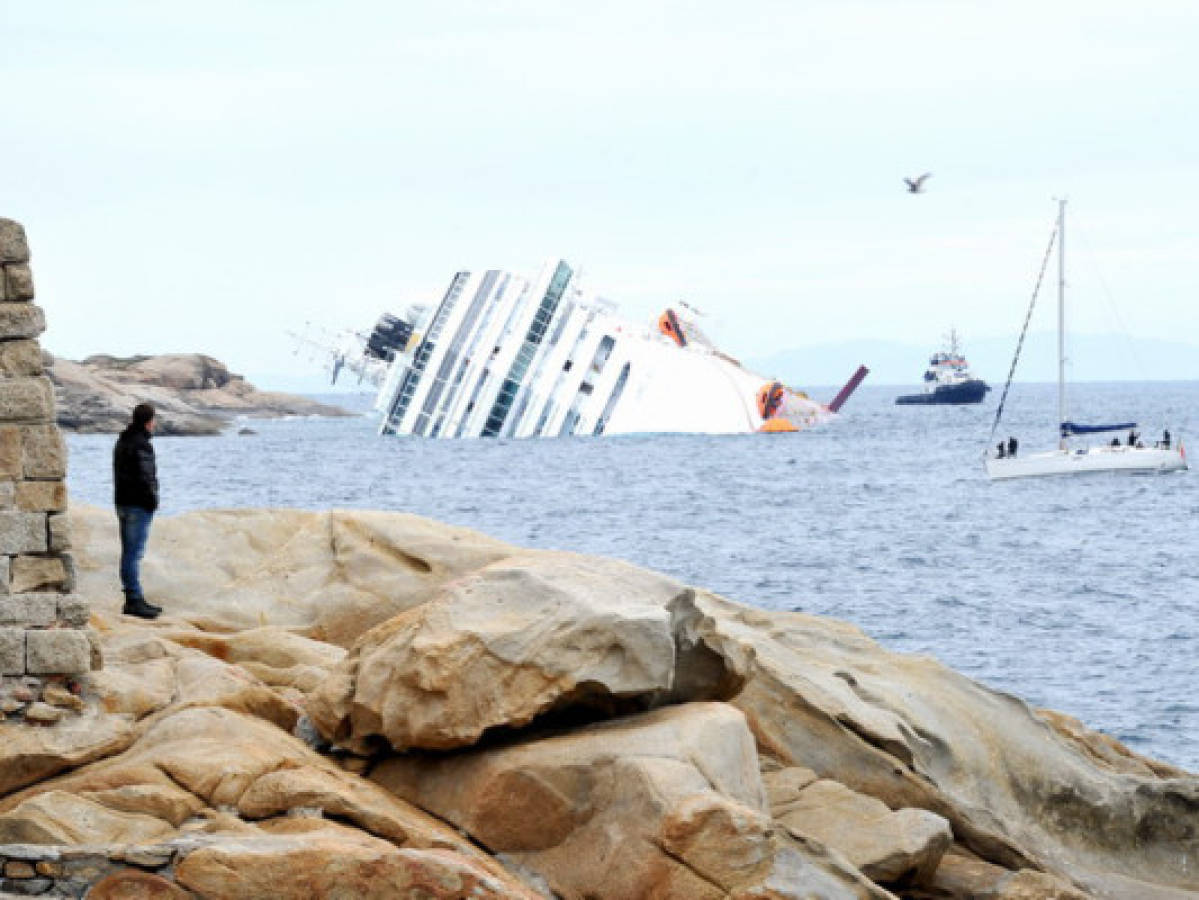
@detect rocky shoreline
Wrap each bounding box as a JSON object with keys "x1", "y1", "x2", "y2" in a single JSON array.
[
  {"x1": 47, "y1": 353, "x2": 351, "y2": 435},
  {"x1": 0, "y1": 505, "x2": 1194, "y2": 898}
]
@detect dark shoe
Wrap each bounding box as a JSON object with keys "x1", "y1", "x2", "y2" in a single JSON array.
[
  {"x1": 124, "y1": 592, "x2": 162, "y2": 615},
  {"x1": 122, "y1": 597, "x2": 161, "y2": 619}
]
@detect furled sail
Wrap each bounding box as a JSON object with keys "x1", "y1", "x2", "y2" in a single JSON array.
[{"x1": 1060, "y1": 421, "x2": 1136, "y2": 437}]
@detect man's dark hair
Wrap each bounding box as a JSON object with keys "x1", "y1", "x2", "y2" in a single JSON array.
[{"x1": 131, "y1": 403, "x2": 156, "y2": 428}]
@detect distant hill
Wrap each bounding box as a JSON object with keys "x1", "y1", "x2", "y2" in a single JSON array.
[{"x1": 748, "y1": 333, "x2": 1199, "y2": 387}]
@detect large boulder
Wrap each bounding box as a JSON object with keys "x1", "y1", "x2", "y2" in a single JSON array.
[
  {"x1": 307, "y1": 550, "x2": 700, "y2": 753},
  {"x1": 70, "y1": 504, "x2": 517, "y2": 646},
  {"x1": 372, "y1": 702, "x2": 888, "y2": 899}
]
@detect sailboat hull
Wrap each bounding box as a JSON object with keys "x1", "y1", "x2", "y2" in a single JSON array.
[{"x1": 986, "y1": 445, "x2": 1187, "y2": 480}]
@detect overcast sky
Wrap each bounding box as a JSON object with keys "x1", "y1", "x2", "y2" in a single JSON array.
[{"x1": 3, "y1": 1, "x2": 1197, "y2": 387}]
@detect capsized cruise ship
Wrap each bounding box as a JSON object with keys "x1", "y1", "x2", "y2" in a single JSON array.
[{"x1": 308, "y1": 259, "x2": 868, "y2": 438}]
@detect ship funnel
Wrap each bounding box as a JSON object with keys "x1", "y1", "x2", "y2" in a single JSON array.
[{"x1": 828, "y1": 365, "x2": 870, "y2": 412}]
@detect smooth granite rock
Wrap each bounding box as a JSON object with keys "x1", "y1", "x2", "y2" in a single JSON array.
[{"x1": 308, "y1": 550, "x2": 689, "y2": 753}]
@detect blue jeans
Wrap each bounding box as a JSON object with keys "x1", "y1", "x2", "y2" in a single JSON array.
[{"x1": 116, "y1": 506, "x2": 154, "y2": 599}]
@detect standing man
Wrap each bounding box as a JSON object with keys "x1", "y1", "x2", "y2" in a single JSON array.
[{"x1": 113, "y1": 403, "x2": 162, "y2": 619}]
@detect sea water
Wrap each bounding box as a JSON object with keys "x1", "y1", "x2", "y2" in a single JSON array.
[{"x1": 65, "y1": 382, "x2": 1198, "y2": 772}]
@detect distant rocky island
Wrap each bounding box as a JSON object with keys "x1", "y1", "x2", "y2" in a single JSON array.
[{"x1": 46, "y1": 353, "x2": 352, "y2": 434}]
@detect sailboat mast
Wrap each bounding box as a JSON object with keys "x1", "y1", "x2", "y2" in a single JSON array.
[{"x1": 1057, "y1": 198, "x2": 1066, "y2": 449}]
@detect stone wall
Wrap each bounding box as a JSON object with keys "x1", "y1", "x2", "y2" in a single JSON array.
[{"x1": 0, "y1": 218, "x2": 92, "y2": 687}]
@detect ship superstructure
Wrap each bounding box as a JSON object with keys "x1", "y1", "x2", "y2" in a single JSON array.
[{"x1": 311, "y1": 259, "x2": 866, "y2": 438}]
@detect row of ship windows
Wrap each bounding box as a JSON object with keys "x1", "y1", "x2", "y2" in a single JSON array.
[{"x1": 388, "y1": 265, "x2": 628, "y2": 439}]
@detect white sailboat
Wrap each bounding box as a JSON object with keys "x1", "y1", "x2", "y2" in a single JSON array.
[{"x1": 985, "y1": 200, "x2": 1187, "y2": 480}]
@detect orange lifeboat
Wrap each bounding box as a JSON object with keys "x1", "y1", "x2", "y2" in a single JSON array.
[
  {"x1": 756, "y1": 381, "x2": 785, "y2": 420},
  {"x1": 759, "y1": 417, "x2": 798, "y2": 433}
]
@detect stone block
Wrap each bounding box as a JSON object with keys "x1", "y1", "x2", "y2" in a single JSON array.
[
  {"x1": 0, "y1": 627, "x2": 24, "y2": 674},
  {"x1": 0, "y1": 555, "x2": 8, "y2": 593},
  {"x1": 10, "y1": 556, "x2": 66, "y2": 593},
  {"x1": 0, "y1": 597, "x2": 20, "y2": 624},
  {"x1": 4, "y1": 861, "x2": 35, "y2": 879},
  {"x1": 0, "y1": 878, "x2": 55, "y2": 893},
  {"x1": 0, "y1": 594, "x2": 57, "y2": 627},
  {"x1": 61, "y1": 853, "x2": 115, "y2": 882},
  {"x1": 0, "y1": 304, "x2": 45, "y2": 341},
  {"x1": 0, "y1": 512, "x2": 48, "y2": 554},
  {"x1": 0, "y1": 481, "x2": 15, "y2": 509},
  {"x1": 15, "y1": 481, "x2": 66, "y2": 512},
  {"x1": 0, "y1": 426, "x2": 22, "y2": 478},
  {"x1": 56, "y1": 594, "x2": 89, "y2": 627},
  {"x1": 0, "y1": 341, "x2": 45, "y2": 377},
  {"x1": 61, "y1": 551, "x2": 77, "y2": 593},
  {"x1": 23, "y1": 700, "x2": 64, "y2": 723},
  {"x1": 0, "y1": 219, "x2": 30, "y2": 264},
  {"x1": 0, "y1": 376, "x2": 53, "y2": 422},
  {"x1": 48, "y1": 513, "x2": 71, "y2": 551},
  {"x1": 26, "y1": 628, "x2": 92, "y2": 675},
  {"x1": 20, "y1": 425, "x2": 66, "y2": 479},
  {"x1": 7, "y1": 846, "x2": 63, "y2": 862},
  {"x1": 3, "y1": 263, "x2": 34, "y2": 301}
]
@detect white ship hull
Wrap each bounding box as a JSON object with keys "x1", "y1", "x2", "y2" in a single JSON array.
[
  {"x1": 347, "y1": 259, "x2": 858, "y2": 439},
  {"x1": 986, "y1": 444, "x2": 1187, "y2": 480}
]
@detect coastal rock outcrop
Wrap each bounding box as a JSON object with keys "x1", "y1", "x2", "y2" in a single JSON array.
[
  {"x1": 672, "y1": 589, "x2": 1199, "y2": 898},
  {"x1": 0, "y1": 504, "x2": 1194, "y2": 898},
  {"x1": 47, "y1": 352, "x2": 351, "y2": 435}
]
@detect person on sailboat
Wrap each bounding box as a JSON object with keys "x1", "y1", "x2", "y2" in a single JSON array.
[
  {"x1": 996, "y1": 441, "x2": 1006, "y2": 459},
  {"x1": 1007, "y1": 436, "x2": 1018, "y2": 458},
  {"x1": 1127, "y1": 429, "x2": 1138, "y2": 447},
  {"x1": 1162, "y1": 429, "x2": 1171, "y2": 449}
]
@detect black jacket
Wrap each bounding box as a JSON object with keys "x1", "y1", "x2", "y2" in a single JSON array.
[{"x1": 113, "y1": 425, "x2": 159, "y2": 512}]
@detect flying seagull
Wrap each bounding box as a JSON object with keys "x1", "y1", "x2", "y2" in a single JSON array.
[{"x1": 905, "y1": 173, "x2": 932, "y2": 193}]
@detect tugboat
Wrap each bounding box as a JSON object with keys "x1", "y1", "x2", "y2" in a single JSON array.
[{"x1": 896, "y1": 330, "x2": 989, "y2": 405}]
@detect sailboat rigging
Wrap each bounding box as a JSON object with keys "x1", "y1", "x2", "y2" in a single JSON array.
[{"x1": 985, "y1": 199, "x2": 1187, "y2": 480}]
